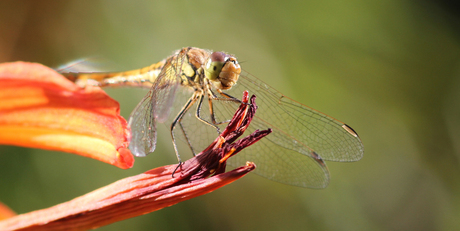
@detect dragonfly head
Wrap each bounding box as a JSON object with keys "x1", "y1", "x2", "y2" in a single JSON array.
[{"x1": 205, "y1": 52, "x2": 241, "y2": 90}]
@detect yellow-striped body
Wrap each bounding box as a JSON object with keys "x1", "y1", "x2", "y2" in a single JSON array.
[{"x1": 62, "y1": 60, "x2": 166, "y2": 88}]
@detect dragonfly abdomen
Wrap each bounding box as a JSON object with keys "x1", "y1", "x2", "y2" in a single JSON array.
[{"x1": 61, "y1": 60, "x2": 166, "y2": 88}]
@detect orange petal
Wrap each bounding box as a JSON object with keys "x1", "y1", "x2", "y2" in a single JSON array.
[
  {"x1": 0, "y1": 202, "x2": 16, "y2": 221},
  {"x1": 0, "y1": 62, "x2": 133, "y2": 169}
]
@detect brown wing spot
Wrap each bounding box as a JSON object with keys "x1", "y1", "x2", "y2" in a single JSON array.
[
  {"x1": 342, "y1": 124, "x2": 359, "y2": 138},
  {"x1": 311, "y1": 151, "x2": 327, "y2": 167}
]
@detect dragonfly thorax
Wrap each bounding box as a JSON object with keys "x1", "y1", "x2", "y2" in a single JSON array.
[{"x1": 204, "y1": 52, "x2": 241, "y2": 90}]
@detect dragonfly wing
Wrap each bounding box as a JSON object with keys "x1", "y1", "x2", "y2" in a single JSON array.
[
  {"x1": 128, "y1": 90, "x2": 158, "y2": 157},
  {"x1": 232, "y1": 71, "x2": 364, "y2": 162},
  {"x1": 150, "y1": 53, "x2": 184, "y2": 123},
  {"x1": 128, "y1": 52, "x2": 185, "y2": 156}
]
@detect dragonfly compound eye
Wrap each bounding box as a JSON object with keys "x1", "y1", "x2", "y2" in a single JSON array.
[
  {"x1": 205, "y1": 52, "x2": 225, "y2": 82},
  {"x1": 205, "y1": 52, "x2": 241, "y2": 90}
]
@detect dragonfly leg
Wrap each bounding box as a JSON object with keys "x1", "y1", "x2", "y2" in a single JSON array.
[
  {"x1": 216, "y1": 89, "x2": 249, "y2": 110},
  {"x1": 195, "y1": 93, "x2": 224, "y2": 133},
  {"x1": 197, "y1": 89, "x2": 243, "y2": 128},
  {"x1": 216, "y1": 89, "x2": 243, "y2": 103},
  {"x1": 208, "y1": 94, "x2": 218, "y2": 125},
  {"x1": 206, "y1": 95, "x2": 233, "y2": 126},
  {"x1": 171, "y1": 161, "x2": 183, "y2": 178},
  {"x1": 170, "y1": 94, "x2": 198, "y2": 162}
]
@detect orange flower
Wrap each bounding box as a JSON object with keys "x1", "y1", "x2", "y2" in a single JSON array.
[
  {"x1": 0, "y1": 90, "x2": 271, "y2": 230},
  {"x1": 0, "y1": 62, "x2": 133, "y2": 169}
]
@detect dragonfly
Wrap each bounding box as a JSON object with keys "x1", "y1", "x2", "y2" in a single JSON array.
[{"x1": 62, "y1": 47, "x2": 364, "y2": 188}]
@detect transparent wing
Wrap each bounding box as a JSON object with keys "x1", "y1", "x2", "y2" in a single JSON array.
[
  {"x1": 169, "y1": 70, "x2": 363, "y2": 188},
  {"x1": 56, "y1": 56, "x2": 115, "y2": 73},
  {"x1": 232, "y1": 71, "x2": 364, "y2": 162},
  {"x1": 128, "y1": 52, "x2": 186, "y2": 157},
  {"x1": 128, "y1": 90, "x2": 159, "y2": 157}
]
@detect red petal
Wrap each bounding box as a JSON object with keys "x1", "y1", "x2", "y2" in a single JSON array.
[
  {"x1": 0, "y1": 62, "x2": 133, "y2": 169},
  {"x1": 0, "y1": 163, "x2": 255, "y2": 230}
]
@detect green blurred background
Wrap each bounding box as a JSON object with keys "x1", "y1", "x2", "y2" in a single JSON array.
[{"x1": 1, "y1": 0, "x2": 460, "y2": 230}]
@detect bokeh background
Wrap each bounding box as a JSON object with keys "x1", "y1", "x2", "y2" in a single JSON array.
[{"x1": 1, "y1": 0, "x2": 460, "y2": 230}]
